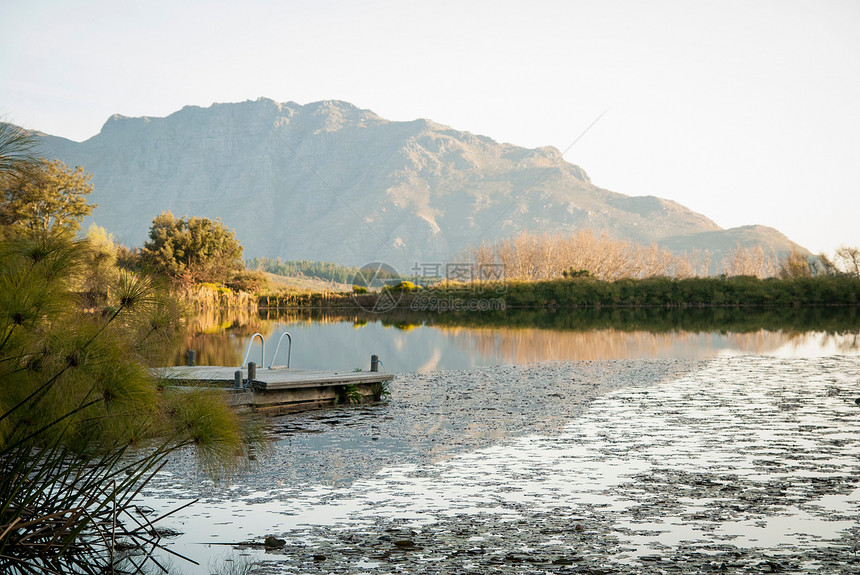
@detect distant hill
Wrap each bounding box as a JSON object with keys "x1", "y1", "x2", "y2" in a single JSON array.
[{"x1": 38, "y1": 98, "x2": 808, "y2": 273}]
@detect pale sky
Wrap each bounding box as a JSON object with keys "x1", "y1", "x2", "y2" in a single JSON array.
[{"x1": 2, "y1": 0, "x2": 858, "y2": 255}]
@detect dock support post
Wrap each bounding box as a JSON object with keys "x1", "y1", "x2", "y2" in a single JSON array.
[
  {"x1": 234, "y1": 370, "x2": 242, "y2": 389},
  {"x1": 186, "y1": 350, "x2": 196, "y2": 366},
  {"x1": 248, "y1": 362, "x2": 257, "y2": 381},
  {"x1": 371, "y1": 355, "x2": 379, "y2": 372}
]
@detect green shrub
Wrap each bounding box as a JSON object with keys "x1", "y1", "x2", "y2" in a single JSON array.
[
  {"x1": 390, "y1": 280, "x2": 420, "y2": 292},
  {"x1": 226, "y1": 269, "x2": 270, "y2": 293}
]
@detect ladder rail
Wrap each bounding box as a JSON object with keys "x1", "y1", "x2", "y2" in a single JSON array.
[
  {"x1": 239, "y1": 332, "x2": 265, "y2": 369},
  {"x1": 269, "y1": 332, "x2": 292, "y2": 369}
]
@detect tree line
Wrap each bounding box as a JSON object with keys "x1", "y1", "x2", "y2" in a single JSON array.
[
  {"x1": 460, "y1": 230, "x2": 860, "y2": 282},
  {"x1": 246, "y1": 256, "x2": 358, "y2": 285},
  {"x1": 426, "y1": 274, "x2": 860, "y2": 309}
]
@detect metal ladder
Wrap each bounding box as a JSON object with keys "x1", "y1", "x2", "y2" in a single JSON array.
[{"x1": 239, "y1": 332, "x2": 292, "y2": 369}]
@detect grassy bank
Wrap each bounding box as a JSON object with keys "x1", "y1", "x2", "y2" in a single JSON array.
[
  {"x1": 243, "y1": 275, "x2": 860, "y2": 310},
  {"x1": 430, "y1": 274, "x2": 860, "y2": 308},
  {"x1": 181, "y1": 274, "x2": 860, "y2": 312}
]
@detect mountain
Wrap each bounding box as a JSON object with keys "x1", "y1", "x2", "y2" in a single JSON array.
[{"x1": 38, "y1": 98, "x2": 806, "y2": 272}]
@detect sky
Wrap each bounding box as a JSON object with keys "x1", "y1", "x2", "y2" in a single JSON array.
[{"x1": 2, "y1": 0, "x2": 859, "y2": 255}]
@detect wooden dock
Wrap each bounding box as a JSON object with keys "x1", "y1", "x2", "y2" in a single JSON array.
[{"x1": 152, "y1": 366, "x2": 394, "y2": 415}]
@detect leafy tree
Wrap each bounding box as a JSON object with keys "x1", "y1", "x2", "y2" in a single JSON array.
[
  {"x1": 79, "y1": 223, "x2": 120, "y2": 306},
  {"x1": 141, "y1": 211, "x2": 244, "y2": 284},
  {"x1": 0, "y1": 158, "x2": 95, "y2": 239}
]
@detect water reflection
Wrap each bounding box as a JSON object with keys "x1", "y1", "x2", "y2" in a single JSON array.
[
  {"x1": 144, "y1": 355, "x2": 860, "y2": 574},
  {"x1": 175, "y1": 308, "x2": 860, "y2": 371}
]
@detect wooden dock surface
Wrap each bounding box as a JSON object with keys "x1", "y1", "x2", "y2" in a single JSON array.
[{"x1": 152, "y1": 366, "x2": 394, "y2": 390}]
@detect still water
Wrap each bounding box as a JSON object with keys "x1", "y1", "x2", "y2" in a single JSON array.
[
  {"x1": 142, "y1": 307, "x2": 860, "y2": 574},
  {"x1": 176, "y1": 307, "x2": 860, "y2": 372}
]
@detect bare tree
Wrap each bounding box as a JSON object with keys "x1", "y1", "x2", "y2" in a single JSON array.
[
  {"x1": 810, "y1": 253, "x2": 838, "y2": 276},
  {"x1": 834, "y1": 246, "x2": 860, "y2": 276},
  {"x1": 721, "y1": 245, "x2": 779, "y2": 278},
  {"x1": 778, "y1": 248, "x2": 812, "y2": 278},
  {"x1": 460, "y1": 230, "x2": 704, "y2": 281}
]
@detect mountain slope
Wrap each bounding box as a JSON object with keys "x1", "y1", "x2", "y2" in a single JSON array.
[{"x1": 38, "y1": 98, "x2": 804, "y2": 272}]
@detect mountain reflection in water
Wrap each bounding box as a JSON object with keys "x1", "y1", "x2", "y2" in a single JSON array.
[{"x1": 175, "y1": 307, "x2": 860, "y2": 371}]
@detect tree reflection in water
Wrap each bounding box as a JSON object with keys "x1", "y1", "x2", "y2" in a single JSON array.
[{"x1": 173, "y1": 307, "x2": 860, "y2": 369}]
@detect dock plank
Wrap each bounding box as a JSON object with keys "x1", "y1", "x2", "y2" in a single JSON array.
[{"x1": 152, "y1": 366, "x2": 394, "y2": 390}]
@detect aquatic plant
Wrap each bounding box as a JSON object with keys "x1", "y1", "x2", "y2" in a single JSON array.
[
  {"x1": 371, "y1": 380, "x2": 391, "y2": 401},
  {"x1": 0, "y1": 233, "x2": 263, "y2": 573},
  {"x1": 335, "y1": 384, "x2": 363, "y2": 405}
]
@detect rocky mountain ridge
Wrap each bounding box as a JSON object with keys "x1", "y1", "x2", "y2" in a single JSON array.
[{"x1": 38, "y1": 98, "x2": 805, "y2": 272}]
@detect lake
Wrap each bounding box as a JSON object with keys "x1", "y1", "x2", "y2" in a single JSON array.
[{"x1": 137, "y1": 307, "x2": 860, "y2": 574}]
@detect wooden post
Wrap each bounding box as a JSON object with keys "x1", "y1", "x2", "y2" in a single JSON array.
[
  {"x1": 248, "y1": 361, "x2": 257, "y2": 381},
  {"x1": 186, "y1": 350, "x2": 196, "y2": 366},
  {"x1": 234, "y1": 370, "x2": 242, "y2": 389},
  {"x1": 371, "y1": 355, "x2": 379, "y2": 372}
]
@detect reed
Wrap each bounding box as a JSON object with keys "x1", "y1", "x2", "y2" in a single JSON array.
[{"x1": 182, "y1": 282, "x2": 257, "y2": 309}]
